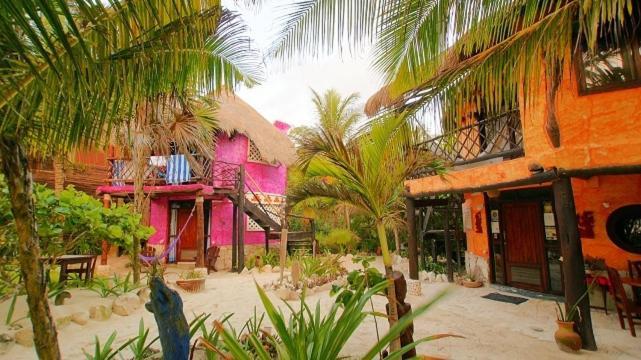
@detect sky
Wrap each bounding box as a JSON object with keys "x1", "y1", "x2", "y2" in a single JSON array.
[{"x1": 222, "y1": 1, "x2": 384, "y2": 128}]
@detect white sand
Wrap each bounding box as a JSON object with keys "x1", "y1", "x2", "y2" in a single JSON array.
[{"x1": 1, "y1": 257, "x2": 640, "y2": 359}]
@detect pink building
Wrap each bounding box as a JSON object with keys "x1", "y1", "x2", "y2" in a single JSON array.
[{"x1": 97, "y1": 94, "x2": 296, "y2": 270}]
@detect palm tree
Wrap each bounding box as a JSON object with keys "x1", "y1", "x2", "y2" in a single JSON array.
[
  {"x1": 289, "y1": 112, "x2": 438, "y2": 351},
  {"x1": 0, "y1": 2, "x2": 258, "y2": 358}
]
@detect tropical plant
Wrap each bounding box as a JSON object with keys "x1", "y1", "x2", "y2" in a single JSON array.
[
  {"x1": 317, "y1": 228, "x2": 361, "y2": 253},
  {"x1": 83, "y1": 331, "x2": 136, "y2": 360},
  {"x1": 204, "y1": 281, "x2": 453, "y2": 359},
  {"x1": 289, "y1": 108, "x2": 439, "y2": 349},
  {"x1": 555, "y1": 283, "x2": 594, "y2": 322},
  {"x1": 180, "y1": 270, "x2": 205, "y2": 280},
  {"x1": 127, "y1": 319, "x2": 160, "y2": 360}
]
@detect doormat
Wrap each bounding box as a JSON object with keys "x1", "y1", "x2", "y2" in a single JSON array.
[{"x1": 482, "y1": 292, "x2": 528, "y2": 305}]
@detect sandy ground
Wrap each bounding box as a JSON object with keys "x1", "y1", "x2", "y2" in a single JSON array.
[{"x1": 1, "y1": 257, "x2": 640, "y2": 359}]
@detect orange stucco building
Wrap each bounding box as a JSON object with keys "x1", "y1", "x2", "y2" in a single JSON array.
[{"x1": 405, "y1": 53, "x2": 641, "y2": 295}]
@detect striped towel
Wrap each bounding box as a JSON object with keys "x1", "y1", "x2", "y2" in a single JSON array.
[
  {"x1": 112, "y1": 160, "x2": 129, "y2": 186},
  {"x1": 166, "y1": 154, "x2": 191, "y2": 184}
]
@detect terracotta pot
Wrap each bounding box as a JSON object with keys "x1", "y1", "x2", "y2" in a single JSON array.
[
  {"x1": 554, "y1": 321, "x2": 582, "y2": 353},
  {"x1": 462, "y1": 280, "x2": 483, "y2": 288},
  {"x1": 176, "y1": 278, "x2": 205, "y2": 293}
]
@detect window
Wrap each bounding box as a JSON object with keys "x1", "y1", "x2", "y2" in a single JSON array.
[
  {"x1": 247, "y1": 140, "x2": 266, "y2": 163},
  {"x1": 606, "y1": 205, "x2": 641, "y2": 254},
  {"x1": 578, "y1": 7, "x2": 641, "y2": 93}
]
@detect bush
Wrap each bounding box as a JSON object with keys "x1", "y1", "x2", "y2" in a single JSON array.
[{"x1": 317, "y1": 228, "x2": 360, "y2": 253}]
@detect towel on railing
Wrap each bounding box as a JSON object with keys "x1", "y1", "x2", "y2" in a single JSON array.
[
  {"x1": 112, "y1": 159, "x2": 132, "y2": 186},
  {"x1": 166, "y1": 154, "x2": 191, "y2": 184}
]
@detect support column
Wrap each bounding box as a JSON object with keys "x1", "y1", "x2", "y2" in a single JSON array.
[
  {"x1": 311, "y1": 220, "x2": 317, "y2": 257},
  {"x1": 231, "y1": 202, "x2": 238, "y2": 271},
  {"x1": 553, "y1": 177, "x2": 596, "y2": 351},
  {"x1": 237, "y1": 164, "x2": 245, "y2": 272},
  {"x1": 195, "y1": 193, "x2": 205, "y2": 267},
  {"x1": 101, "y1": 194, "x2": 111, "y2": 266},
  {"x1": 444, "y1": 203, "x2": 453, "y2": 282},
  {"x1": 264, "y1": 227, "x2": 270, "y2": 253},
  {"x1": 405, "y1": 196, "x2": 419, "y2": 280}
]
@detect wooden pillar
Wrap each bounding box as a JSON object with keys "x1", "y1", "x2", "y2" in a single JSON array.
[
  {"x1": 405, "y1": 196, "x2": 419, "y2": 280},
  {"x1": 101, "y1": 194, "x2": 111, "y2": 265},
  {"x1": 237, "y1": 164, "x2": 245, "y2": 272},
  {"x1": 279, "y1": 216, "x2": 288, "y2": 284},
  {"x1": 231, "y1": 202, "x2": 238, "y2": 271},
  {"x1": 444, "y1": 204, "x2": 453, "y2": 282},
  {"x1": 311, "y1": 220, "x2": 317, "y2": 257},
  {"x1": 264, "y1": 227, "x2": 270, "y2": 253},
  {"x1": 195, "y1": 193, "x2": 205, "y2": 267},
  {"x1": 553, "y1": 177, "x2": 597, "y2": 351}
]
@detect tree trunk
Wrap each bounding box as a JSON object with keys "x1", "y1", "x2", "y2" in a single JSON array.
[
  {"x1": 52, "y1": 153, "x2": 65, "y2": 194},
  {"x1": 377, "y1": 221, "x2": 401, "y2": 352},
  {"x1": 0, "y1": 137, "x2": 61, "y2": 360},
  {"x1": 131, "y1": 132, "x2": 145, "y2": 284},
  {"x1": 393, "y1": 227, "x2": 401, "y2": 255}
]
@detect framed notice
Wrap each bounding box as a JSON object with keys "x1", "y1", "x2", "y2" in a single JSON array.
[
  {"x1": 490, "y1": 210, "x2": 500, "y2": 222},
  {"x1": 545, "y1": 226, "x2": 558, "y2": 241},
  {"x1": 491, "y1": 222, "x2": 500, "y2": 234}
]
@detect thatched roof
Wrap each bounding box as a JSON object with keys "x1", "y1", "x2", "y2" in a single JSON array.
[{"x1": 214, "y1": 92, "x2": 296, "y2": 166}]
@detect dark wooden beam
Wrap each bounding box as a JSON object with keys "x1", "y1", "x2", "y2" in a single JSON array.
[
  {"x1": 231, "y1": 203, "x2": 238, "y2": 271},
  {"x1": 195, "y1": 193, "x2": 205, "y2": 267},
  {"x1": 405, "y1": 196, "x2": 419, "y2": 280},
  {"x1": 559, "y1": 165, "x2": 641, "y2": 178},
  {"x1": 237, "y1": 164, "x2": 246, "y2": 272},
  {"x1": 264, "y1": 227, "x2": 270, "y2": 253},
  {"x1": 553, "y1": 177, "x2": 597, "y2": 351},
  {"x1": 444, "y1": 205, "x2": 453, "y2": 282},
  {"x1": 311, "y1": 220, "x2": 317, "y2": 257}
]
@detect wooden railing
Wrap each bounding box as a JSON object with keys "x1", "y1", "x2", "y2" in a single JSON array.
[
  {"x1": 107, "y1": 154, "x2": 213, "y2": 186},
  {"x1": 413, "y1": 110, "x2": 523, "y2": 178}
]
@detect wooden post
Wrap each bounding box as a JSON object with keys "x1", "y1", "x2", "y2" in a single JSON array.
[
  {"x1": 195, "y1": 193, "x2": 205, "y2": 267},
  {"x1": 264, "y1": 227, "x2": 270, "y2": 253},
  {"x1": 553, "y1": 177, "x2": 597, "y2": 351},
  {"x1": 237, "y1": 164, "x2": 245, "y2": 272},
  {"x1": 231, "y1": 202, "x2": 238, "y2": 271},
  {"x1": 405, "y1": 196, "x2": 419, "y2": 280},
  {"x1": 444, "y1": 204, "x2": 453, "y2": 282},
  {"x1": 279, "y1": 216, "x2": 288, "y2": 284},
  {"x1": 101, "y1": 194, "x2": 111, "y2": 266},
  {"x1": 311, "y1": 220, "x2": 317, "y2": 257}
]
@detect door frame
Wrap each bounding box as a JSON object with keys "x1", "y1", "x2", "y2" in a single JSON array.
[
  {"x1": 166, "y1": 199, "x2": 211, "y2": 263},
  {"x1": 486, "y1": 186, "x2": 563, "y2": 294}
]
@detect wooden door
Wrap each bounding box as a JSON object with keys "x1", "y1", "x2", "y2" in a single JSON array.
[
  {"x1": 502, "y1": 202, "x2": 546, "y2": 291},
  {"x1": 177, "y1": 207, "x2": 197, "y2": 262}
]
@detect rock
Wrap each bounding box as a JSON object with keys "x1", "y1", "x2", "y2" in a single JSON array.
[
  {"x1": 55, "y1": 314, "x2": 72, "y2": 328},
  {"x1": 71, "y1": 312, "x2": 89, "y2": 326},
  {"x1": 0, "y1": 333, "x2": 14, "y2": 354},
  {"x1": 427, "y1": 271, "x2": 436, "y2": 282},
  {"x1": 419, "y1": 270, "x2": 429, "y2": 281},
  {"x1": 262, "y1": 265, "x2": 272, "y2": 273},
  {"x1": 89, "y1": 304, "x2": 112, "y2": 321},
  {"x1": 272, "y1": 266, "x2": 281, "y2": 273},
  {"x1": 112, "y1": 293, "x2": 141, "y2": 316},
  {"x1": 54, "y1": 291, "x2": 71, "y2": 306},
  {"x1": 137, "y1": 287, "x2": 151, "y2": 303},
  {"x1": 275, "y1": 288, "x2": 298, "y2": 301},
  {"x1": 14, "y1": 328, "x2": 33, "y2": 347}
]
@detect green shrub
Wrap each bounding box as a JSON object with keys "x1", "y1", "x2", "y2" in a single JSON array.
[{"x1": 317, "y1": 228, "x2": 360, "y2": 253}]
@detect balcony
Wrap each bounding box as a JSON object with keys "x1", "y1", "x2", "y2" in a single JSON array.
[
  {"x1": 108, "y1": 154, "x2": 215, "y2": 186},
  {"x1": 414, "y1": 110, "x2": 523, "y2": 178}
]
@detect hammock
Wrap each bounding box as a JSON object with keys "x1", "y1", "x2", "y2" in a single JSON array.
[{"x1": 140, "y1": 205, "x2": 196, "y2": 264}]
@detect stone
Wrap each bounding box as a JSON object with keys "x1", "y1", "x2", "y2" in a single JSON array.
[
  {"x1": 419, "y1": 270, "x2": 429, "y2": 281},
  {"x1": 275, "y1": 288, "x2": 298, "y2": 301},
  {"x1": 272, "y1": 266, "x2": 281, "y2": 273},
  {"x1": 137, "y1": 287, "x2": 151, "y2": 303},
  {"x1": 262, "y1": 265, "x2": 272, "y2": 273},
  {"x1": 71, "y1": 311, "x2": 89, "y2": 326},
  {"x1": 55, "y1": 314, "x2": 72, "y2": 329},
  {"x1": 0, "y1": 333, "x2": 14, "y2": 354},
  {"x1": 427, "y1": 271, "x2": 436, "y2": 282},
  {"x1": 112, "y1": 293, "x2": 142, "y2": 316},
  {"x1": 14, "y1": 328, "x2": 33, "y2": 347},
  {"x1": 89, "y1": 304, "x2": 112, "y2": 321}
]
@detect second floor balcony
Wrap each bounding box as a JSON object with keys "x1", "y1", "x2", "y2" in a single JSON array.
[{"x1": 413, "y1": 110, "x2": 523, "y2": 178}]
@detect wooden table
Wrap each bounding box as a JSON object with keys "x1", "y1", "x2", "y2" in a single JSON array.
[{"x1": 42, "y1": 254, "x2": 97, "y2": 284}]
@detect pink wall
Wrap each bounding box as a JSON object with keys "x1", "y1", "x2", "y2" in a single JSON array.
[{"x1": 147, "y1": 122, "x2": 290, "y2": 251}]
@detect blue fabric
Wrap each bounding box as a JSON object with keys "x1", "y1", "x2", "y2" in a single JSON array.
[
  {"x1": 112, "y1": 160, "x2": 127, "y2": 186},
  {"x1": 166, "y1": 155, "x2": 190, "y2": 184}
]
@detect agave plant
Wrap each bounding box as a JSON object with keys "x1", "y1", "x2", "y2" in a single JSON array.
[{"x1": 200, "y1": 281, "x2": 457, "y2": 359}]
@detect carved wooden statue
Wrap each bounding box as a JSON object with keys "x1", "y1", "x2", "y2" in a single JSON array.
[
  {"x1": 146, "y1": 276, "x2": 190, "y2": 360},
  {"x1": 385, "y1": 271, "x2": 416, "y2": 359}
]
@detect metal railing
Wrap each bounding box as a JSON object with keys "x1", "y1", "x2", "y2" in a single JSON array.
[
  {"x1": 107, "y1": 154, "x2": 212, "y2": 186},
  {"x1": 414, "y1": 110, "x2": 523, "y2": 177}
]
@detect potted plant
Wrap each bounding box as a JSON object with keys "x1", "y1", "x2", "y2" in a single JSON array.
[
  {"x1": 176, "y1": 270, "x2": 205, "y2": 293},
  {"x1": 554, "y1": 300, "x2": 584, "y2": 352},
  {"x1": 461, "y1": 272, "x2": 483, "y2": 288}
]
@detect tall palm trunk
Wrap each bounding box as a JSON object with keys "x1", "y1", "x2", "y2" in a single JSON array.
[
  {"x1": 131, "y1": 136, "x2": 144, "y2": 284},
  {"x1": 52, "y1": 153, "x2": 65, "y2": 194},
  {"x1": 393, "y1": 227, "x2": 400, "y2": 255},
  {"x1": 376, "y1": 220, "x2": 401, "y2": 352},
  {"x1": 0, "y1": 137, "x2": 61, "y2": 360}
]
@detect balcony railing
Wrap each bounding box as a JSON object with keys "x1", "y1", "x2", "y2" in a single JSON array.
[
  {"x1": 414, "y1": 110, "x2": 523, "y2": 177},
  {"x1": 107, "y1": 154, "x2": 214, "y2": 186}
]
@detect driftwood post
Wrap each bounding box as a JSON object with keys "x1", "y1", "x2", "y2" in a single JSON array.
[
  {"x1": 279, "y1": 215, "x2": 288, "y2": 284},
  {"x1": 553, "y1": 177, "x2": 597, "y2": 350},
  {"x1": 231, "y1": 202, "x2": 238, "y2": 271},
  {"x1": 195, "y1": 192, "x2": 205, "y2": 267},
  {"x1": 444, "y1": 203, "x2": 453, "y2": 282},
  {"x1": 146, "y1": 277, "x2": 190, "y2": 359},
  {"x1": 101, "y1": 194, "x2": 111, "y2": 266}
]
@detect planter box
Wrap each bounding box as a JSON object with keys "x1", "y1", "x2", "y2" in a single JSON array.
[{"x1": 176, "y1": 278, "x2": 205, "y2": 293}]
